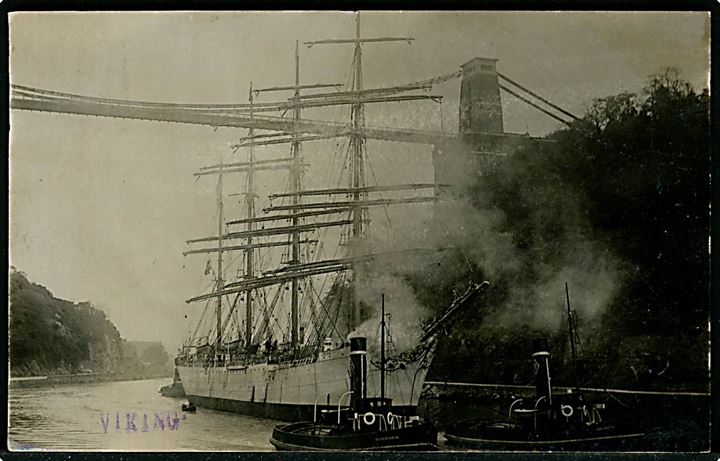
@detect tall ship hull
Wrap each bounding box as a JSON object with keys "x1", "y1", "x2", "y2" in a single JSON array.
[{"x1": 178, "y1": 345, "x2": 433, "y2": 421}]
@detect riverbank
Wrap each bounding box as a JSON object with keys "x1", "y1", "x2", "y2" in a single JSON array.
[{"x1": 9, "y1": 371, "x2": 173, "y2": 388}]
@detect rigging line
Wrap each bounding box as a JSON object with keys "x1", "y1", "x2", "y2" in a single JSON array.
[
  {"x1": 308, "y1": 241, "x2": 337, "y2": 335},
  {"x1": 189, "y1": 300, "x2": 212, "y2": 343},
  {"x1": 326, "y1": 137, "x2": 355, "y2": 245},
  {"x1": 337, "y1": 129, "x2": 354, "y2": 189},
  {"x1": 250, "y1": 290, "x2": 267, "y2": 341},
  {"x1": 439, "y1": 99, "x2": 445, "y2": 134},
  {"x1": 301, "y1": 282, "x2": 318, "y2": 345},
  {"x1": 309, "y1": 291, "x2": 328, "y2": 348},
  {"x1": 220, "y1": 291, "x2": 243, "y2": 339},
  {"x1": 272, "y1": 310, "x2": 287, "y2": 343},
  {"x1": 337, "y1": 52, "x2": 355, "y2": 135},
  {"x1": 364, "y1": 145, "x2": 392, "y2": 227},
  {"x1": 194, "y1": 270, "x2": 219, "y2": 298},
  {"x1": 248, "y1": 285, "x2": 265, "y2": 335},
  {"x1": 201, "y1": 182, "x2": 243, "y2": 285},
  {"x1": 308, "y1": 275, "x2": 343, "y2": 342},
  {"x1": 221, "y1": 246, "x2": 244, "y2": 280},
  {"x1": 333, "y1": 271, "x2": 348, "y2": 340},
  {"x1": 313, "y1": 239, "x2": 340, "y2": 303},
  {"x1": 328, "y1": 137, "x2": 349, "y2": 193},
  {"x1": 313, "y1": 247, "x2": 340, "y2": 333},
  {"x1": 262, "y1": 283, "x2": 289, "y2": 341},
  {"x1": 250, "y1": 288, "x2": 268, "y2": 339},
  {"x1": 308, "y1": 139, "x2": 349, "y2": 253},
  {"x1": 297, "y1": 61, "x2": 353, "y2": 338},
  {"x1": 305, "y1": 310, "x2": 320, "y2": 348},
  {"x1": 298, "y1": 278, "x2": 314, "y2": 342},
  {"x1": 437, "y1": 208, "x2": 476, "y2": 275},
  {"x1": 306, "y1": 279, "x2": 327, "y2": 337},
  {"x1": 269, "y1": 288, "x2": 287, "y2": 341},
  {"x1": 497, "y1": 72, "x2": 581, "y2": 122},
  {"x1": 297, "y1": 277, "x2": 308, "y2": 319},
  {"x1": 367, "y1": 321, "x2": 382, "y2": 356},
  {"x1": 259, "y1": 287, "x2": 271, "y2": 330},
  {"x1": 228, "y1": 298, "x2": 241, "y2": 340}
]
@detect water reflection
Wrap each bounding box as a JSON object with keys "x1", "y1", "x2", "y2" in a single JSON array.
[
  {"x1": 9, "y1": 378, "x2": 709, "y2": 452},
  {"x1": 9, "y1": 378, "x2": 279, "y2": 451}
]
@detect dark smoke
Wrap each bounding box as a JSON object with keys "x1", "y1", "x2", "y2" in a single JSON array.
[{"x1": 350, "y1": 148, "x2": 621, "y2": 343}]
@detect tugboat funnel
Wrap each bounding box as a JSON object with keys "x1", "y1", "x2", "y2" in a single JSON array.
[
  {"x1": 349, "y1": 337, "x2": 368, "y2": 406},
  {"x1": 531, "y1": 338, "x2": 552, "y2": 406}
]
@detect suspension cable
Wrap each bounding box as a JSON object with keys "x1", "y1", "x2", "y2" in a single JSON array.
[
  {"x1": 499, "y1": 84, "x2": 573, "y2": 126},
  {"x1": 497, "y1": 72, "x2": 581, "y2": 122}
]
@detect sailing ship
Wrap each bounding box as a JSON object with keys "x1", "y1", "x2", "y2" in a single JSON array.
[
  {"x1": 174, "y1": 14, "x2": 488, "y2": 421},
  {"x1": 8, "y1": 12, "x2": 593, "y2": 426}
]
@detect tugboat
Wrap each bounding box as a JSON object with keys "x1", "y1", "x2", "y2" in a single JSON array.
[
  {"x1": 270, "y1": 296, "x2": 439, "y2": 451},
  {"x1": 159, "y1": 368, "x2": 186, "y2": 398},
  {"x1": 443, "y1": 342, "x2": 646, "y2": 450},
  {"x1": 444, "y1": 284, "x2": 647, "y2": 451}
]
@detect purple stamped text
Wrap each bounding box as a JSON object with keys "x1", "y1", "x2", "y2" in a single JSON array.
[{"x1": 100, "y1": 411, "x2": 187, "y2": 433}]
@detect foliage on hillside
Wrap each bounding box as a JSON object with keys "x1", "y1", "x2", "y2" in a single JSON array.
[
  {"x1": 124, "y1": 341, "x2": 174, "y2": 376},
  {"x1": 9, "y1": 268, "x2": 172, "y2": 377},
  {"x1": 426, "y1": 69, "x2": 709, "y2": 391}
]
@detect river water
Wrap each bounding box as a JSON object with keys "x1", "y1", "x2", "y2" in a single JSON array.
[
  {"x1": 8, "y1": 377, "x2": 709, "y2": 452},
  {"x1": 8, "y1": 378, "x2": 279, "y2": 451}
]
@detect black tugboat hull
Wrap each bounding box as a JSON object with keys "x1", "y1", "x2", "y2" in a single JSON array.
[
  {"x1": 443, "y1": 420, "x2": 646, "y2": 451},
  {"x1": 188, "y1": 394, "x2": 415, "y2": 421},
  {"x1": 160, "y1": 383, "x2": 186, "y2": 398},
  {"x1": 270, "y1": 421, "x2": 438, "y2": 451}
]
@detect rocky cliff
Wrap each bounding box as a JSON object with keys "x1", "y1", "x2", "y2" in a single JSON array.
[{"x1": 9, "y1": 267, "x2": 170, "y2": 377}]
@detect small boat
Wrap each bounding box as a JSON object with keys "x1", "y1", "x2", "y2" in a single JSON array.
[
  {"x1": 159, "y1": 368, "x2": 186, "y2": 398},
  {"x1": 181, "y1": 402, "x2": 197, "y2": 412},
  {"x1": 270, "y1": 297, "x2": 439, "y2": 451},
  {"x1": 444, "y1": 285, "x2": 647, "y2": 451}
]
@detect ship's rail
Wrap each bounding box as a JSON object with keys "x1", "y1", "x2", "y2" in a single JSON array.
[{"x1": 176, "y1": 344, "x2": 322, "y2": 369}]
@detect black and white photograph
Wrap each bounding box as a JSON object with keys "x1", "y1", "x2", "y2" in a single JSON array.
[{"x1": 7, "y1": 10, "x2": 711, "y2": 452}]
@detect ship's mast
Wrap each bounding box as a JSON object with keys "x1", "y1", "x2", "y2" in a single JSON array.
[
  {"x1": 565, "y1": 282, "x2": 581, "y2": 394},
  {"x1": 291, "y1": 40, "x2": 302, "y2": 351},
  {"x1": 186, "y1": 19, "x2": 455, "y2": 351},
  {"x1": 349, "y1": 16, "x2": 365, "y2": 329},
  {"x1": 246, "y1": 43, "x2": 342, "y2": 351},
  {"x1": 350, "y1": 15, "x2": 365, "y2": 243},
  {"x1": 215, "y1": 161, "x2": 224, "y2": 353},
  {"x1": 245, "y1": 83, "x2": 256, "y2": 350},
  {"x1": 380, "y1": 292, "x2": 386, "y2": 400},
  {"x1": 304, "y1": 12, "x2": 414, "y2": 330}
]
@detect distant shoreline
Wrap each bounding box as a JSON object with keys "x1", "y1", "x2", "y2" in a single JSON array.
[{"x1": 9, "y1": 371, "x2": 172, "y2": 388}]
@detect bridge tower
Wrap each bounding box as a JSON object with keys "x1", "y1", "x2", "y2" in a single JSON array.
[
  {"x1": 433, "y1": 56, "x2": 507, "y2": 202},
  {"x1": 459, "y1": 57, "x2": 504, "y2": 135}
]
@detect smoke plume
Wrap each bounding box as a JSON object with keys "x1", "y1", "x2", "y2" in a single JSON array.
[{"x1": 348, "y1": 139, "x2": 622, "y2": 348}]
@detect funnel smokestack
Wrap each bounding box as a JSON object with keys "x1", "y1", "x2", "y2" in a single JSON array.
[
  {"x1": 532, "y1": 338, "x2": 552, "y2": 406},
  {"x1": 349, "y1": 337, "x2": 367, "y2": 406}
]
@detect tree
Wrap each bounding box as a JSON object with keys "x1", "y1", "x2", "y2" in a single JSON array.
[
  {"x1": 140, "y1": 343, "x2": 170, "y2": 369},
  {"x1": 426, "y1": 68, "x2": 709, "y2": 389}
]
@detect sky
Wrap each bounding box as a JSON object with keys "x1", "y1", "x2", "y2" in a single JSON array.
[{"x1": 8, "y1": 11, "x2": 710, "y2": 353}]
